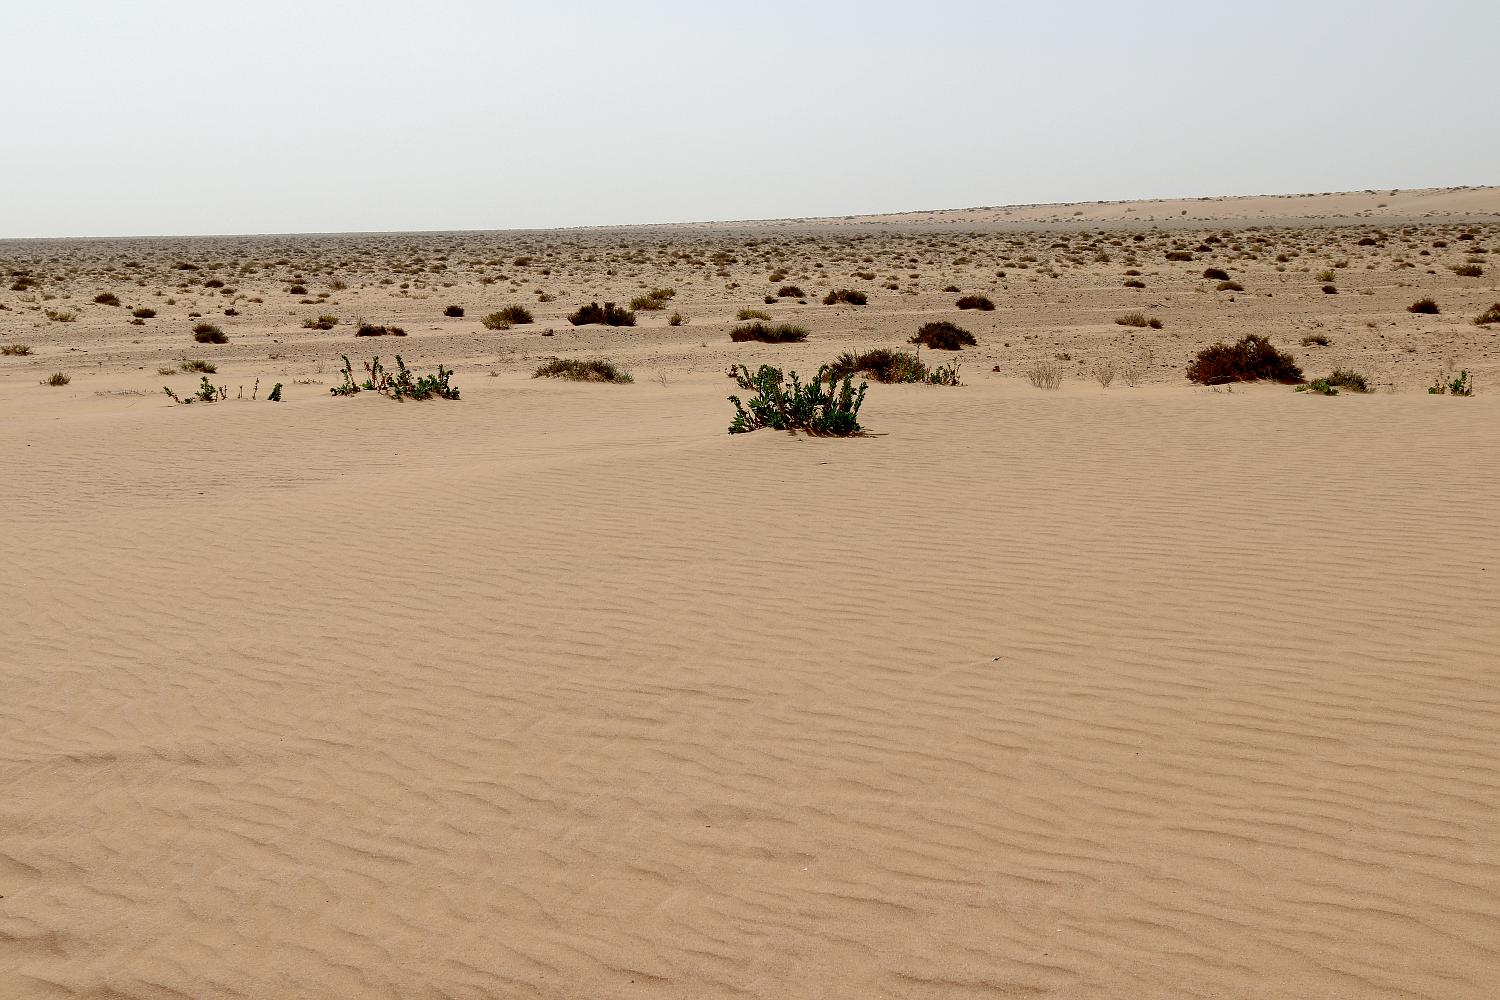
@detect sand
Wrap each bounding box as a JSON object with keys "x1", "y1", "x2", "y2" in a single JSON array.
[{"x1": 3, "y1": 188, "x2": 1499, "y2": 998}]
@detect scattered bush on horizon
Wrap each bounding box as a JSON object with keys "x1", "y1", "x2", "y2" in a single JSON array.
[
  {"x1": 727, "y1": 363, "x2": 866, "y2": 436},
  {"x1": 909, "y1": 321, "x2": 976, "y2": 350},
  {"x1": 955, "y1": 294, "x2": 994, "y2": 311},
  {"x1": 822, "y1": 288, "x2": 867, "y2": 306},
  {"x1": 355, "y1": 323, "x2": 406, "y2": 337},
  {"x1": 533, "y1": 358, "x2": 634, "y2": 384},
  {"x1": 1186, "y1": 334, "x2": 1303, "y2": 385},
  {"x1": 825, "y1": 348, "x2": 960, "y2": 385},
  {"x1": 192, "y1": 322, "x2": 228, "y2": 344},
  {"x1": 331, "y1": 354, "x2": 458, "y2": 400},
  {"x1": 1115, "y1": 312, "x2": 1162, "y2": 329},
  {"x1": 1407, "y1": 298, "x2": 1440, "y2": 314},
  {"x1": 730, "y1": 321, "x2": 808, "y2": 343},
  {"x1": 568, "y1": 301, "x2": 636, "y2": 326}
]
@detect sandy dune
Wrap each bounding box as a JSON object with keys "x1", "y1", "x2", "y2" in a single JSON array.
[{"x1": 3, "y1": 191, "x2": 1500, "y2": 998}]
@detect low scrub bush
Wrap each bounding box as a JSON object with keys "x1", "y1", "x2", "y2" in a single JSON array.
[
  {"x1": 1, "y1": 343, "x2": 31, "y2": 356},
  {"x1": 1115, "y1": 312, "x2": 1162, "y2": 328},
  {"x1": 44, "y1": 371, "x2": 71, "y2": 386},
  {"x1": 303, "y1": 314, "x2": 339, "y2": 330},
  {"x1": 1123, "y1": 278, "x2": 1146, "y2": 288},
  {"x1": 1452, "y1": 264, "x2": 1483, "y2": 277},
  {"x1": 909, "y1": 321, "x2": 976, "y2": 350},
  {"x1": 483, "y1": 305, "x2": 534, "y2": 327},
  {"x1": 1025, "y1": 361, "x2": 1063, "y2": 390},
  {"x1": 331, "y1": 355, "x2": 459, "y2": 400},
  {"x1": 1407, "y1": 298, "x2": 1440, "y2": 314},
  {"x1": 132, "y1": 307, "x2": 156, "y2": 319},
  {"x1": 1474, "y1": 303, "x2": 1500, "y2": 325},
  {"x1": 444, "y1": 305, "x2": 465, "y2": 317},
  {"x1": 94, "y1": 292, "x2": 120, "y2": 306},
  {"x1": 355, "y1": 323, "x2": 406, "y2": 337},
  {"x1": 822, "y1": 288, "x2": 867, "y2": 306},
  {"x1": 1429, "y1": 371, "x2": 1473, "y2": 396},
  {"x1": 629, "y1": 288, "x2": 675, "y2": 311},
  {"x1": 727, "y1": 364, "x2": 866, "y2": 435},
  {"x1": 730, "y1": 321, "x2": 808, "y2": 343},
  {"x1": 1186, "y1": 334, "x2": 1303, "y2": 385},
  {"x1": 1202, "y1": 268, "x2": 1230, "y2": 281},
  {"x1": 181, "y1": 359, "x2": 217, "y2": 373},
  {"x1": 533, "y1": 358, "x2": 633, "y2": 383},
  {"x1": 192, "y1": 322, "x2": 228, "y2": 344},
  {"x1": 826, "y1": 349, "x2": 959, "y2": 385},
  {"x1": 45, "y1": 309, "x2": 77, "y2": 322},
  {"x1": 955, "y1": 294, "x2": 994, "y2": 310},
  {"x1": 776, "y1": 285, "x2": 804, "y2": 298},
  {"x1": 1217, "y1": 280, "x2": 1244, "y2": 291},
  {"x1": 568, "y1": 301, "x2": 636, "y2": 326},
  {"x1": 737, "y1": 308, "x2": 772, "y2": 321},
  {"x1": 1301, "y1": 333, "x2": 1331, "y2": 347}
]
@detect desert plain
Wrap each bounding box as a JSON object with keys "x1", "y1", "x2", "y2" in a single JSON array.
[{"x1": 3, "y1": 186, "x2": 1499, "y2": 998}]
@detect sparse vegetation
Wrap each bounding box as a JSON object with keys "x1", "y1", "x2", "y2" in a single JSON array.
[
  {"x1": 1451, "y1": 264, "x2": 1483, "y2": 277},
  {"x1": 355, "y1": 323, "x2": 407, "y2": 337},
  {"x1": 533, "y1": 358, "x2": 634, "y2": 383},
  {"x1": 822, "y1": 288, "x2": 868, "y2": 306},
  {"x1": 192, "y1": 322, "x2": 228, "y2": 344},
  {"x1": 330, "y1": 355, "x2": 459, "y2": 400},
  {"x1": 1474, "y1": 303, "x2": 1500, "y2": 326},
  {"x1": 1115, "y1": 312, "x2": 1162, "y2": 329},
  {"x1": 1, "y1": 343, "x2": 32, "y2": 356},
  {"x1": 1430, "y1": 370, "x2": 1473, "y2": 396},
  {"x1": 132, "y1": 307, "x2": 156, "y2": 318},
  {"x1": 1407, "y1": 298, "x2": 1440, "y2": 314},
  {"x1": 909, "y1": 321, "x2": 976, "y2": 350},
  {"x1": 45, "y1": 309, "x2": 77, "y2": 323},
  {"x1": 629, "y1": 288, "x2": 675, "y2": 311},
  {"x1": 482, "y1": 305, "x2": 534, "y2": 329},
  {"x1": 776, "y1": 285, "x2": 804, "y2": 298},
  {"x1": 1024, "y1": 361, "x2": 1063, "y2": 390},
  {"x1": 955, "y1": 294, "x2": 994, "y2": 311},
  {"x1": 303, "y1": 315, "x2": 339, "y2": 330},
  {"x1": 736, "y1": 308, "x2": 772, "y2": 321},
  {"x1": 93, "y1": 292, "x2": 120, "y2": 306},
  {"x1": 181, "y1": 359, "x2": 217, "y2": 373},
  {"x1": 1202, "y1": 268, "x2": 1230, "y2": 281},
  {"x1": 444, "y1": 305, "x2": 465, "y2": 317},
  {"x1": 727, "y1": 364, "x2": 866, "y2": 435},
  {"x1": 825, "y1": 349, "x2": 959, "y2": 385},
  {"x1": 730, "y1": 322, "x2": 808, "y2": 343},
  {"x1": 1186, "y1": 334, "x2": 1303, "y2": 385},
  {"x1": 568, "y1": 301, "x2": 636, "y2": 326},
  {"x1": 1301, "y1": 333, "x2": 1332, "y2": 347},
  {"x1": 44, "y1": 371, "x2": 71, "y2": 386}
]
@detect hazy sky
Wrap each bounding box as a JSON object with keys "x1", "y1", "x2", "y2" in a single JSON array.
[{"x1": 4, "y1": 0, "x2": 1495, "y2": 238}]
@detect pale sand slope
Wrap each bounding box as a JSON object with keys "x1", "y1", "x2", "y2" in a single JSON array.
[{"x1": 3, "y1": 373, "x2": 1498, "y2": 998}]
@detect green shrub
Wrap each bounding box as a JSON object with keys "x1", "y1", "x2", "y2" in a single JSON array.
[
  {"x1": 736, "y1": 308, "x2": 772, "y2": 321},
  {"x1": 826, "y1": 348, "x2": 959, "y2": 385},
  {"x1": 44, "y1": 371, "x2": 70, "y2": 386},
  {"x1": 1186, "y1": 334, "x2": 1303, "y2": 385},
  {"x1": 267, "y1": 383, "x2": 283, "y2": 402},
  {"x1": 910, "y1": 321, "x2": 976, "y2": 350},
  {"x1": 192, "y1": 322, "x2": 227, "y2": 343},
  {"x1": 355, "y1": 323, "x2": 406, "y2": 337},
  {"x1": 822, "y1": 288, "x2": 867, "y2": 306},
  {"x1": 330, "y1": 355, "x2": 458, "y2": 400},
  {"x1": 1407, "y1": 298, "x2": 1440, "y2": 314},
  {"x1": 727, "y1": 364, "x2": 866, "y2": 435},
  {"x1": 629, "y1": 288, "x2": 675, "y2": 311},
  {"x1": 955, "y1": 294, "x2": 994, "y2": 310},
  {"x1": 668, "y1": 312, "x2": 685, "y2": 326},
  {"x1": 1326, "y1": 368, "x2": 1370, "y2": 392},
  {"x1": 533, "y1": 358, "x2": 633, "y2": 383},
  {"x1": 730, "y1": 321, "x2": 808, "y2": 343},
  {"x1": 568, "y1": 301, "x2": 636, "y2": 326},
  {"x1": 303, "y1": 314, "x2": 339, "y2": 329},
  {"x1": 484, "y1": 305, "x2": 534, "y2": 328},
  {"x1": 1296, "y1": 379, "x2": 1339, "y2": 396},
  {"x1": 1429, "y1": 371, "x2": 1473, "y2": 396},
  {"x1": 181, "y1": 359, "x2": 217, "y2": 373}
]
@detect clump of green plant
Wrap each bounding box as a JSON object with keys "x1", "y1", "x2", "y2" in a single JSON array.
[
  {"x1": 132, "y1": 307, "x2": 156, "y2": 319},
  {"x1": 181, "y1": 359, "x2": 217, "y2": 373},
  {"x1": 727, "y1": 364, "x2": 866, "y2": 435},
  {"x1": 1, "y1": 343, "x2": 31, "y2": 356},
  {"x1": 267, "y1": 383, "x2": 283, "y2": 402},
  {"x1": 303, "y1": 315, "x2": 339, "y2": 330},
  {"x1": 736, "y1": 308, "x2": 772, "y2": 321},
  {"x1": 1407, "y1": 298, "x2": 1440, "y2": 314},
  {"x1": 533, "y1": 358, "x2": 633, "y2": 383},
  {"x1": 568, "y1": 301, "x2": 636, "y2": 326},
  {"x1": 482, "y1": 305, "x2": 534, "y2": 328},
  {"x1": 1429, "y1": 371, "x2": 1473, "y2": 396},
  {"x1": 776, "y1": 285, "x2": 805, "y2": 298},
  {"x1": 1115, "y1": 312, "x2": 1162, "y2": 329},
  {"x1": 1186, "y1": 334, "x2": 1303, "y2": 385},
  {"x1": 822, "y1": 288, "x2": 867, "y2": 306},
  {"x1": 1326, "y1": 368, "x2": 1370, "y2": 392},
  {"x1": 1301, "y1": 333, "x2": 1331, "y2": 347},
  {"x1": 668, "y1": 312, "x2": 685, "y2": 326},
  {"x1": 1474, "y1": 303, "x2": 1500, "y2": 326},
  {"x1": 730, "y1": 321, "x2": 808, "y2": 343},
  {"x1": 330, "y1": 355, "x2": 459, "y2": 400},
  {"x1": 94, "y1": 292, "x2": 120, "y2": 306},
  {"x1": 44, "y1": 371, "x2": 70, "y2": 386},
  {"x1": 1296, "y1": 379, "x2": 1340, "y2": 396},
  {"x1": 192, "y1": 321, "x2": 228, "y2": 344},
  {"x1": 355, "y1": 323, "x2": 406, "y2": 337},
  {"x1": 954, "y1": 294, "x2": 994, "y2": 310},
  {"x1": 443, "y1": 305, "x2": 465, "y2": 317},
  {"x1": 910, "y1": 321, "x2": 976, "y2": 350},
  {"x1": 826, "y1": 348, "x2": 959, "y2": 386},
  {"x1": 629, "y1": 288, "x2": 675, "y2": 311},
  {"x1": 194, "y1": 376, "x2": 225, "y2": 402},
  {"x1": 1315, "y1": 269, "x2": 1336, "y2": 283}
]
